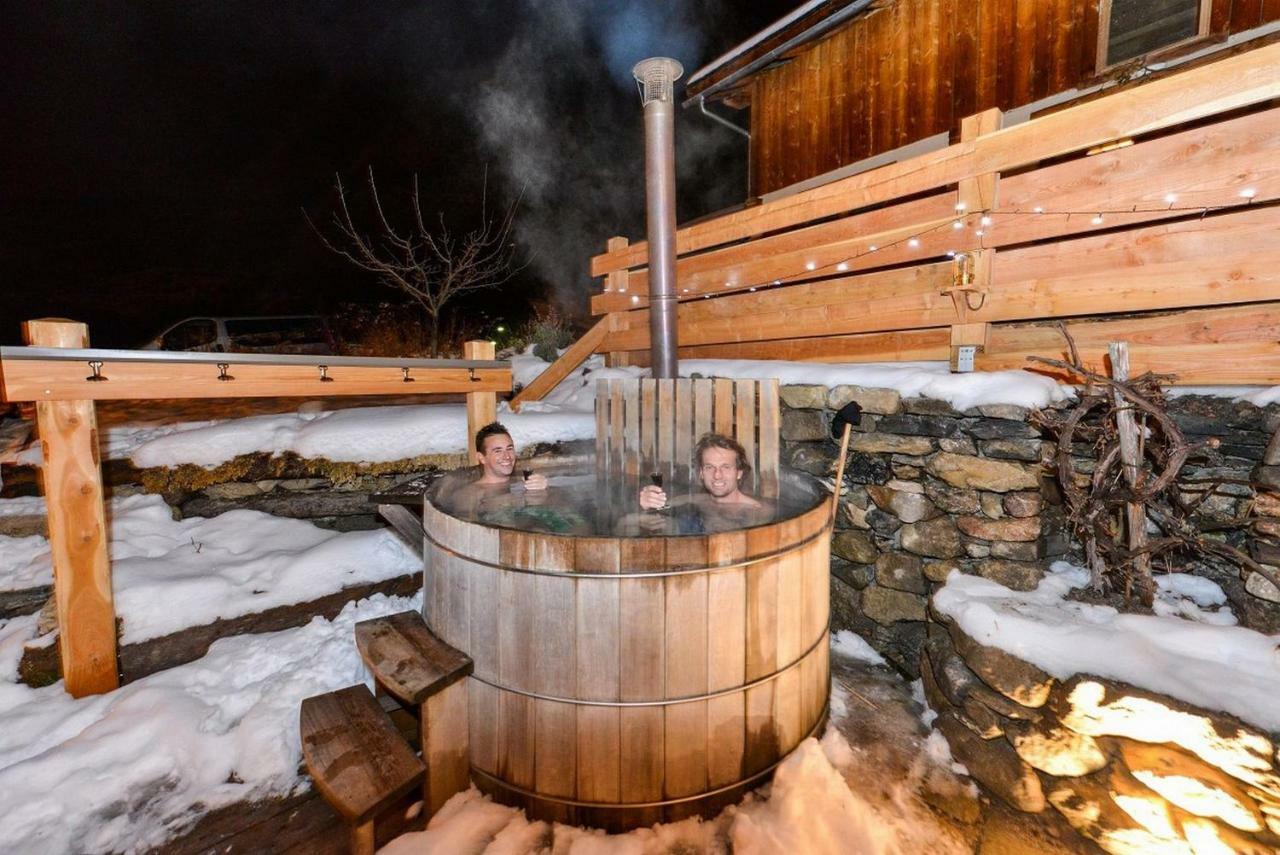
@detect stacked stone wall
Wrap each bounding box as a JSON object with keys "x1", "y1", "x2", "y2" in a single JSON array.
[
  {"x1": 923, "y1": 616, "x2": 1280, "y2": 853},
  {"x1": 778, "y1": 384, "x2": 1280, "y2": 673}
]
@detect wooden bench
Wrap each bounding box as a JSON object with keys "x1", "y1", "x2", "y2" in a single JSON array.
[
  {"x1": 355, "y1": 610, "x2": 473, "y2": 816},
  {"x1": 299, "y1": 684, "x2": 425, "y2": 855}
]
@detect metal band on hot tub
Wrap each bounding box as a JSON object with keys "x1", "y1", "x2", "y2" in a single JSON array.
[
  {"x1": 470, "y1": 700, "x2": 830, "y2": 811},
  {"x1": 465, "y1": 619, "x2": 829, "y2": 707},
  {"x1": 421, "y1": 523, "x2": 829, "y2": 579}
]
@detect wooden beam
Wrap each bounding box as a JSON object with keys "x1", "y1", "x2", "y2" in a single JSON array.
[
  {"x1": 24, "y1": 319, "x2": 119, "y2": 698},
  {"x1": 591, "y1": 42, "x2": 1280, "y2": 275},
  {"x1": 618, "y1": 304, "x2": 1280, "y2": 385},
  {"x1": 464, "y1": 340, "x2": 497, "y2": 450},
  {"x1": 957, "y1": 107, "x2": 1003, "y2": 213},
  {"x1": 590, "y1": 105, "x2": 1280, "y2": 314},
  {"x1": 607, "y1": 205, "x2": 1280, "y2": 350},
  {"x1": 1109, "y1": 341, "x2": 1151, "y2": 586},
  {"x1": 507, "y1": 315, "x2": 612, "y2": 412},
  {"x1": 0, "y1": 356, "x2": 510, "y2": 402}
]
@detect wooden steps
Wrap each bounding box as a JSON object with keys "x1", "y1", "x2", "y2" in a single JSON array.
[
  {"x1": 355, "y1": 610, "x2": 473, "y2": 817},
  {"x1": 299, "y1": 684, "x2": 425, "y2": 855}
]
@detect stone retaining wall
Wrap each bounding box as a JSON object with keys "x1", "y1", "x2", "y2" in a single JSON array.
[
  {"x1": 777, "y1": 384, "x2": 1280, "y2": 673},
  {"x1": 921, "y1": 616, "x2": 1280, "y2": 854}
]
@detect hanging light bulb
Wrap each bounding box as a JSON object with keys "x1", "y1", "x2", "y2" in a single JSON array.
[
  {"x1": 868, "y1": 245, "x2": 878, "y2": 252},
  {"x1": 952, "y1": 220, "x2": 964, "y2": 230},
  {"x1": 1091, "y1": 213, "x2": 1104, "y2": 225},
  {"x1": 955, "y1": 201, "x2": 967, "y2": 212},
  {"x1": 1240, "y1": 187, "x2": 1257, "y2": 199},
  {"x1": 836, "y1": 262, "x2": 848, "y2": 272},
  {"x1": 805, "y1": 261, "x2": 816, "y2": 271},
  {"x1": 1163, "y1": 193, "x2": 1178, "y2": 204},
  {"x1": 908, "y1": 238, "x2": 920, "y2": 248},
  {"x1": 980, "y1": 215, "x2": 993, "y2": 226},
  {"x1": 1033, "y1": 206, "x2": 1044, "y2": 214}
]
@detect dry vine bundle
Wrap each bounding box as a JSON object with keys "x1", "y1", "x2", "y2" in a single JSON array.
[{"x1": 1029, "y1": 327, "x2": 1279, "y2": 606}]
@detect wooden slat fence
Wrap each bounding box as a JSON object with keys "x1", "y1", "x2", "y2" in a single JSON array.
[
  {"x1": 508, "y1": 42, "x2": 1280, "y2": 406},
  {"x1": 595, "y1": 378, "x2": 780, "y2": 498}
]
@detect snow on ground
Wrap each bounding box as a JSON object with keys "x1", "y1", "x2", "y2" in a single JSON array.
[
  {"x1": 831, "y1": 629, "x2": 887, "y2": 666},
  {"x1": 128, "y1": 403, "x2": 596, "y2": 469},
  {"x1": 0, "y1": 493, "x2": 419, "y2": 641},
  {"x1": 679, "y1": 359, "x2": 1074, "y2": 411},
  {"x1": 933, "y1": 562, "x2": 1280, "y2": 731},
  {"x1": 0, "y1": 592, "x2": 420, "y2": 855},
  {"x1": 383, "y1": 705, "x2": 963, "y2": 855},
  {"x1": 0, "y1": 602, "x2": 968, "y2": 855},
  {"x1": 0, "y1": 496, "x2": 45, "y2": 517},
  {"x1": 107, "y1": 494, "x2": 417, "y2": 643},
  {"x1": 0, "y1": 533, "x2": 51, "y2": 592}
]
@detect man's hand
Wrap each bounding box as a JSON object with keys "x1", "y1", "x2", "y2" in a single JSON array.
[
  {"x1": 524, "y1": 472, "x2": 549, "y2": 492},
  {"x1": 638, "y1": 485, "x2": 667, "y2": 510}
]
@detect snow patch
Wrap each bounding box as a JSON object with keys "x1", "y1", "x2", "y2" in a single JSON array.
[
  {"x1": 0, "y1": 593, "x2": 420, "y2": 855},
  {"x1": 831, "y1": 630, "x2": 887, "y2": 666},
  {"x1": 933, "y1": 562, "x2": 1280, "y2": 731},
  {"x1": 128, "y1": 404, "x2": 594, "y2": 469},
  {"x1": 0, "y1": 534, "x2": 52, "y2": 592}
]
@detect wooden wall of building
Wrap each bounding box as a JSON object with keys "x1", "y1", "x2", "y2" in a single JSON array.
[{"x1": 747, "y1": 0, "x2": 1278, "y2": 195}]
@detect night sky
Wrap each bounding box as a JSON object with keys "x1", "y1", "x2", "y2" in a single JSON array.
[{"x1": 1, "y1": 1, "x2": 797, "y2": 346}]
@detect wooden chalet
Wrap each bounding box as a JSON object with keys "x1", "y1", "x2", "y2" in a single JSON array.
[
  {"x1": 689, "y1": 0, "x2": 1280, "y2": 197},
  {"x1": 512, "y1": 2, "x2": 1280, "y2": 409}
]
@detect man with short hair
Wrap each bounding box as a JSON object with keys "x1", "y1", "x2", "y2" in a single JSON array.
[
  {"x1": 441, "y1": 421, "x2": 547, "y2": 518},
  {"x1": 634, "y1": 433, "x2": 770, "y2": 532},
  {"x1": 473, "y1": 421, "x2": 547, "y2": 490}
]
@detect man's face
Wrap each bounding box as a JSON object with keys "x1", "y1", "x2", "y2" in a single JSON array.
[
  {"x1": 477, "y1": 433, "x2": 516, "y2": 480},
  {"x1": 698, "y1": 446, "x2": 743, "y2": 499}
]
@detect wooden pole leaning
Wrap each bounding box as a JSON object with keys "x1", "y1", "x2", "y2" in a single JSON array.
[
  {"x1": 23, "y1": 319, "x2": 119, "y2": 697},
  {"x1": 464, "y1": 340, "x2": 497, "y2": 450}
]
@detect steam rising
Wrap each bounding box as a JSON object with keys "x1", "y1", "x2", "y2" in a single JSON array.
[{"x1": 473, "y1": 0, "x2": 745, "y2": 308}]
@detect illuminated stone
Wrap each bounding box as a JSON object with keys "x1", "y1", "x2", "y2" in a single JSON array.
[
  {"x1": 948, "y1": 622, "x2": 1054, "y2": 707},
  {"x1": 926, "y1": 452, "x2": 1040, "y2": 492},
  {"x1": 1055, "y1": 678, "x2": 1279, "y2": 798},
  {"x1": 937, "y1": 711, "x2": 1045, "y2": 812},
  {"x1": 1119, "y1": 740, "x2": 1264, "y2": 832},
  {"x1": 1007, "y1": 719, "x2": 1108, "y2": 777},
  {"x1": 1048, "y1": 771, "x2": 1190, "y2": 854}
]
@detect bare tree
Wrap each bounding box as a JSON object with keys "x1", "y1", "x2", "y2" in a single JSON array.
[{"x1": 307, "y1": 167, "x2": 524, "y2": 357}]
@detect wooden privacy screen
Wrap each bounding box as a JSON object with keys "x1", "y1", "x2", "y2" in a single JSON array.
[{"x1": 594, "y1": 378, "x2": 781, "y2": 498}]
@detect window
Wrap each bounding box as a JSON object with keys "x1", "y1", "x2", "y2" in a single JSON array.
[
  {"x1": 1098, "y1": 0, "x2": 1211, "y2": 69},
  {"x1": 161, "y1": 319, "x2": 218, "y2": 351}
]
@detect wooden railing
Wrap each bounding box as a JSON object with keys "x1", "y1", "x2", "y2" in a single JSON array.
[
  {"x1": 0, "y1": 322, "x2": 508, "y2": 697},
  {"x1": 510, "y1": 42, "x2": 1280, "y2": 408}
]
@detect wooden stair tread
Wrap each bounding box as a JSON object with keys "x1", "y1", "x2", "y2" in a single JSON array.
[
  {"x1": 355, "y1": 610, "x2": 472, "y2": 707},
  {"x1": 299, "y1": 684, "x2": 425, "y2": 824}
]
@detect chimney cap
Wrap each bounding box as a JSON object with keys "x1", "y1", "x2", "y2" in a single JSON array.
[{"x1": 633, "y1": 57, "x2": 684, "y2": 106}]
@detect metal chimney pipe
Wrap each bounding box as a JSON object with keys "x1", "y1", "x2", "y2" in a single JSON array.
[{"x1": 633, "y1": 57, "x2": 683, "y2": 379}]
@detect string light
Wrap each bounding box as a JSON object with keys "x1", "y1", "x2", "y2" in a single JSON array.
[
  {"x1": 631, "y1": 295, "x2": 640, "y2": 304},
  {"x1": 955, "y1": 202, "x2": 967, "y2": 212},
  {"x1": 655, "y1": 193, "x2": 1262, "y2": 302}
]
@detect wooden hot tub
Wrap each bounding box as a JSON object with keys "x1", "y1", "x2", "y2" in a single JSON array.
[{"x1": 420, "y1": 468, "x2": 832, "y2": 830}]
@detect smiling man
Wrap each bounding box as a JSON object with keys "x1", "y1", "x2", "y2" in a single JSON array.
[
  {"x1": 633, "y1": 433, "x2": 771, "y2": 534},
  {"x1": 472, "y1": 421, "x2": 547, "y2": 490}
]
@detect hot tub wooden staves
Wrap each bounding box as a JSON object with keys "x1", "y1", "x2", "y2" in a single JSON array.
[{"x1": 420, "y1": 475, "x2": 832, "y2": 831}]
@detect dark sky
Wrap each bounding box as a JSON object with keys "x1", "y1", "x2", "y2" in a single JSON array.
[{"x1": 0, "y1": 1, "x2": 796, "y2": 346}]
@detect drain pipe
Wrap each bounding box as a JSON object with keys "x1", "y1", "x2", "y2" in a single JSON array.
[
  {"x1": 698, "y1": 95, "x2": 750, "y2": 139},
  {"x1": 633, "y1": 57, "x2": 682, "y2": 380}
]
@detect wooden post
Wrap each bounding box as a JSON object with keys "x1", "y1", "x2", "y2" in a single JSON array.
[
  {"x1": 958, "y1": 108, "x2": 1003, "y2": 213},
  {"x1": 464, "y1": 340, "x2": 497, "y2": 451},
  {"x1": 604, "y1": 236, "x2": 631, "y2": 368},
  {"x1": 23, "y1": 319, "x2": 119, "y2": 697},
  {"x1": 1108, "y1": 342, "x2": 1151, "y2": 586}
]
